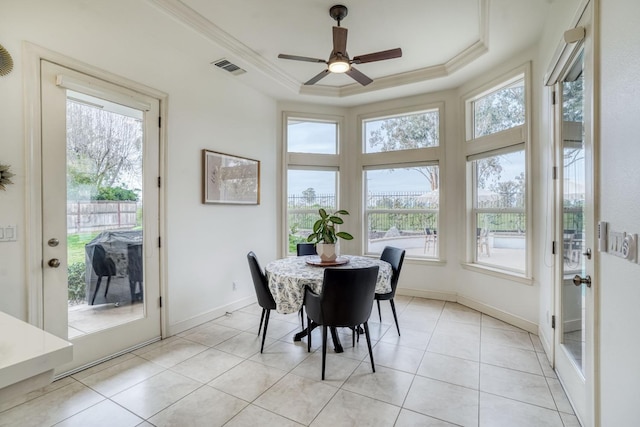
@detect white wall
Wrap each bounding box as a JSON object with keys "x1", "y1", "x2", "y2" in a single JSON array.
[
  {"x1": 598, "y1": 0, "x2": 640, "y2": 423},
  {"x1": 0, "y1": 0, "x2": 277, "y2": 332}
]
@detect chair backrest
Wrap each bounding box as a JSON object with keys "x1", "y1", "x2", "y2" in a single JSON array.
[
  {"x1": 91, "y1": 245, "x2": 116, "y2": 276},
  {"x1": 380, "y1": 246, "x2": 406, "y2": 295},
  {"x1": 296, "y1": 243, "x2": 317, "y2": 256},
  {"x1": 247, "y1": 251, "x2": 276, "y2": 310},
  {"x1": 127, "y1": 244, "x2": 143, "y2": 282},
  {"x1": 308, "y1": 266, "x2": 379, "y2": 327}
]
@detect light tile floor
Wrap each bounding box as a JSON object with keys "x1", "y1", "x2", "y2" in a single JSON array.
[{"x1": 0, "y1": 297, "x2": 581, "y2": 427}]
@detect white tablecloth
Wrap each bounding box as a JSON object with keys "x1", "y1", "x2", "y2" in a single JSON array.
[{"x1": 265, "y1": 255, "x2": 392, "y2": 314}]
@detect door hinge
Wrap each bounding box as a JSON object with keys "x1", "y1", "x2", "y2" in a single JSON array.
[
  {"x1": 158, "y1": 236, "x2": 161, "y2": 248},
  {"x1": 551, "y1": 315, "x2": 556, "y2": 329},
  {"x1": 552, "y1": 91, "x2": 557, "y2": 105},
  {"x1": 157, "y1": 176, "x2": 161, "y2": 188},
  {"x1": 552, "y1": 241, "x2": 557, "y2": 255},
  {"x1": 552, "y1": 166, "x2": 558, "y2": 180},
  {"x1": 158, "y1": 116, "x2": 161, "y2": 128},
  {"x1": 159, "y1": 296, "x2": 162, "y2": 308}
]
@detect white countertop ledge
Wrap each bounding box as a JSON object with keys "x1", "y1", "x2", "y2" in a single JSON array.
[{"x1": 0, "y1": 311, "x2": 73, "y2": 398}]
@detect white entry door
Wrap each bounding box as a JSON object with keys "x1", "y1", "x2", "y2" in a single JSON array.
[
  {"x1": 552, "y1": 2, "x2": 596, "y2": 425},
  {"x1": 40, "y1": 60, "x2": 161, "y2": 373}
]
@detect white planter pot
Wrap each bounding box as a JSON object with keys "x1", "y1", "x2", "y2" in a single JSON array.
[{"x1": 317, "y1": 243, "x2": 337, "y2": 262}]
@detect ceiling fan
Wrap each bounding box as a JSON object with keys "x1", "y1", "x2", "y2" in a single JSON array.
[{"x1": 278, "y1": 4, "x2": 402, "y2": 86}]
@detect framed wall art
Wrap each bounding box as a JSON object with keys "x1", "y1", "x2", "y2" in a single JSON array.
[{"x1": 202, "y1": 149, "x2": 260, "y2": 204}]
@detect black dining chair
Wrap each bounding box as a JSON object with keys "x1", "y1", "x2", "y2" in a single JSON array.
[
  {"x1": 296, "y1": 242, "x2": 317, "y2": 256},
  {"x1": 247, "y1": 251, "x2": 277, "y2": 353},
  {"x1": 295, "y1": 242, "x2": 317, "y2": 331},
  {"x1": 90, "y1": 244, "x2": 117, "y2": 305},
  {"x1": 127, "y1": 244, "x2": 143, "y2": 303},
  {"x1": 376, "y1": 246, "x2": 406, "y2": 336},
  {"x1": 304, "y1": 266, "x2": 379, "y2": 380}
]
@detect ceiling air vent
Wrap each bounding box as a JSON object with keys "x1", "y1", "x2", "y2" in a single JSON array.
[{"x1": 212, "y1": 58, "x2": 246, "y2": 76}]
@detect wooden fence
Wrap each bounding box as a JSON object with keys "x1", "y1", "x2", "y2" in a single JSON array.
[{"x1": 67, "y1": 201, "x2": 138, "y2": 233}]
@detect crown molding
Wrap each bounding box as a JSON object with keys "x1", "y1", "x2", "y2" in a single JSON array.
[{"x1": 149, "y1": 0, "x2": 489, "y2": 99}]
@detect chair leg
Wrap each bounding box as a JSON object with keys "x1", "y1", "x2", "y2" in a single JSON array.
[
  {"x1": 389, "y1": 299, "x2": 400, "y2": 336},
  {"x1": 258, "y1": 308, "x2": 266, "y2": 335},
  {"x1": 307, "y1": 316, "x2": 312, "y2": 352},
  {"x1": 103, "y1": 276, "x2": 112, "y2": 298},
  {"x1": 376, "y1": 299, "x2": 382, "y2": 322},
  {"x1": 321, "y1": 325, "x2": 328, "y2": 380},
  {"x1": 260, "y1": 309, "x2": 271, "y2": 353},
  {"x1": 363, "y1": 322, "x2": 375, "y2": 373},
  {"x1": 352, "y1": 327, "x2": 355, "y2": 347},
  {"x1": 91, "y1": 276, "x2": 103, "y2": 305}
]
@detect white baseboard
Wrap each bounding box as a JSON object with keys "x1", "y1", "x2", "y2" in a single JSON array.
[
  {"x1": 397, "y1": 287, "x2": 538, "y2": 334},
  {"x1": 396, "y1": 287, "x2": 457, "y2": 302},
  {"x1": 168, "y1": 296, "x2": 256, "y2": 336},
  {"x1": 457, "y1": 295, "x2": 538, "y2": 334}
]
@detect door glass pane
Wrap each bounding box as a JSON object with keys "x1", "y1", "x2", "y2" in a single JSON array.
[
  {"x1": 66, "y1": 91, "x2": 145, "y2": 338},
  {"x1": 560, "y1": 52, "x2": 585, "y2": 372}
]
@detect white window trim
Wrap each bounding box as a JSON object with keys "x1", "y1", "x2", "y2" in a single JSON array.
[{"x1": 463, "y1": 63, "x2": 533, "y2": 280}]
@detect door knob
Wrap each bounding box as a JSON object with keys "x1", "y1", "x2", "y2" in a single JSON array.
[
  {"x1": 573, "y1": 274, "x2": 591, "y2": 287},
  {"x1": 48, "y1": 258, "x2": 61, "y2": 268}
]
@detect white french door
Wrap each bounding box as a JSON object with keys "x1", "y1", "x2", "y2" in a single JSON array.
[
  {"x1": 40, "y1": 60, "x2": 161, "y2": 373},
  {"x1": 551, "y1": 2, "x2": 596, "y2": 425}
]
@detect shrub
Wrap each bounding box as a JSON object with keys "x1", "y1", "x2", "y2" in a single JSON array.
[{"x1": 68, "y1": 262, "x2": 86, "y2": 304}]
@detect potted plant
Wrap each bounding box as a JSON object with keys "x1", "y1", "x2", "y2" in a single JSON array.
[{"x1": 307, "y1": 208, "x2": 354, "y2": 262}]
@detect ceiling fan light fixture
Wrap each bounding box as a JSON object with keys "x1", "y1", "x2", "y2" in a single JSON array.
[{"x1": 328, "y1": 58, "x2": 350, "y2": 73}]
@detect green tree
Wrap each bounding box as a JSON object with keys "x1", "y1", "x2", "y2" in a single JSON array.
[
  {"x1": 302, "y1": 187, "x2": 317, "y2": 205},
  {"x1": 66, "y1": 100, "x2": 143, "y2": 194}
]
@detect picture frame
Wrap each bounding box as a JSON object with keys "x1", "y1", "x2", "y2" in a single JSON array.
[{"x1": 202, "y1": 149, "x2": 260, "y2": 205}]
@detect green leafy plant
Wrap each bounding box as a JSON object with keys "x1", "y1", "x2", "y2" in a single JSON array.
[{"x1": 307, "y1": 208, "x2": 354, "y2": 244}]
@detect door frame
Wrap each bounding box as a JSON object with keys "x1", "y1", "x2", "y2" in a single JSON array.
[
  {"x1": 545, "y1": 0, "x2": 600, "y2": 425},
  {"x1": 23, "y1": 43, "x2": 169, "y2": 342}
]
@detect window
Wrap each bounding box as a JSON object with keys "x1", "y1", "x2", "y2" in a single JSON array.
[
  {"x1": 287, "y1": 169, "x2": 337, "y2": 253},
  {"x1": 465, "y1": 69, "x2": 529, "y2": 276},
  {"x1": 364, "y1": 165, "x2": 439, "y2": 257},
  {"x1": 472, "y1": 79, "x2": 525, "y2": 139},
  {"x1": 285, "y1": 115, "x2": 342, "y2": 255},
  {"x1": 361, "y1": 106, "x2": 442, "y2": 259},
  {"x1": 470, "y1": 149, "x2": 526, "y2": 272},
  {"x1": 364, "y1": 109, "x2": 439, "y2": 153},
  {"x1": 287, "y1": 119, "x2": 337, "y2": 154}
]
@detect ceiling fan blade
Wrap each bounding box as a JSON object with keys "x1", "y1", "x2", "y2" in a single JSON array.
[
  {"x1": 332, "y1": 26, "x2": 348, "y2": 55},
  {"x1": 346, "y1": 67, "x2": 373, "y2": 86},
  {"x1": 304, "y1": 69, "x2": 331, "y2": 85},
  {"x1": 352, "y1": 48, "x2": 402, "y2": 64},
  {"x1": 278, "y1": 54, "x2": 326, "y2": 64}
]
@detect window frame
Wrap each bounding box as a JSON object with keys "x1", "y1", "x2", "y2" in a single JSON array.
[
  {"x1": 463, "y1": 64, "x2": 532, "y2": 281},
  {"x1": 358, "y1": 102, "x2": 445, "y2": 261},
  {"x1": 282, "y1": 112, "x2": 344, "y2": 256}
]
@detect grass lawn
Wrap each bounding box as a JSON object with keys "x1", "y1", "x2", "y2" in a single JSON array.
[{"x1": 67, "y1": 232, "x2": 100, "y2": 265}]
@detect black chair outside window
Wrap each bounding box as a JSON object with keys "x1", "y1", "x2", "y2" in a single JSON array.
[
  {"x1": 376, "y1": 246, "x2": 406, "y2": 336},
  {"x1": 296, "y1": 243, "x2": 317, "y2": 256},
  {"x1": 127, "y1": 244, "x2": 143, "y2": 303},
  {"x1": 304, "y1": 266, "x2": 379, "y2": 380},
  {"x1": 247, "y1": 251, "x2": 277, "y2": 353},
  {"x1": 90, "y1": 244, "x2": 117, "y2": 305}
]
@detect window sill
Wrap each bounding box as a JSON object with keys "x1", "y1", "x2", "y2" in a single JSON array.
[{"x1": 461, "y1": 262, "x2": 533, "y2": 285}]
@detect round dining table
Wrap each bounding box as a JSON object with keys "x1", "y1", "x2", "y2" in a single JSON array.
[
  {"x1": 265, "y1": 255, "x2": 392, "y2": 315},
  {"x1": 264, "y1": 254, "x2": 392, "y2": 352}
]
